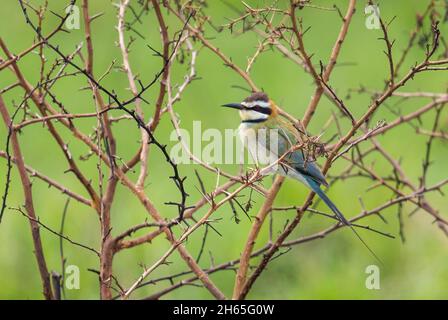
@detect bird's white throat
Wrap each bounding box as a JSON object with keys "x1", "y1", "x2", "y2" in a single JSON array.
[{"x1": 239, "y1": 109, "x2": 268, "y2": 122}]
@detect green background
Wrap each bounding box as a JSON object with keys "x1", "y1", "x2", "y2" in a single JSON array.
[{"x1": 0, "y1": 0, "x2": 447, "y2": 299}]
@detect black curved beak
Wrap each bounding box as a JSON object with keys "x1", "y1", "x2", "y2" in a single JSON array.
[{"x1": 221, "y1": 103, "x2": 243, "y2": 110}]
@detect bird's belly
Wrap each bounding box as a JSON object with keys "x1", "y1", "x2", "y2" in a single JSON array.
[
  {"x1": 277, "y1": 165, "x2": 310, "y2": 187},
  {"x1": 238, "y1": 125, "x2": 279, "y2": 172},
  {"x1": 238, "y1": 124, "x2": 314, "y2": 190}
]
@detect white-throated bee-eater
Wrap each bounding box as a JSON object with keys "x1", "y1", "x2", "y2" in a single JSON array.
[{"x1": 222, "y1": 92, "x2": 380, "y2": 262}]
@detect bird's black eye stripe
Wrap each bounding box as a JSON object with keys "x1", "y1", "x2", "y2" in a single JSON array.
[{"x1": 244, "y1": 105, "x2": 271, "y2": 115}]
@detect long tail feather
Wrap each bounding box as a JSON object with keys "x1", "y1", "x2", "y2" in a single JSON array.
[{"x1": 306, "y1": 178, "x2": 383, "y2": 265}]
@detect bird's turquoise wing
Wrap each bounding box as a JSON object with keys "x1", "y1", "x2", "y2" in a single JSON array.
[{"x1": 261, "y1": 120, "x2": 329, "y2": 187}]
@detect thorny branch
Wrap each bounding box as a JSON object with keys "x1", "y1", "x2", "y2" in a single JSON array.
[{"x1": 0, "y1": 0, "x2": 447, "y2": 300}]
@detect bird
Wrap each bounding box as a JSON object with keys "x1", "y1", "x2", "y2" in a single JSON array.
[{"x1": 222, "y1": 92, "x2": 381, "y2": 262}]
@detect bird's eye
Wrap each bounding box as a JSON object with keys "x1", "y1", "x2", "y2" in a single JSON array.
[{"x1": 252, "y1": 105, "x2": 272, "y2": 115}]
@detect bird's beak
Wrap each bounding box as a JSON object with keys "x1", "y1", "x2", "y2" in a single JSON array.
[{"x1": 221, "y1": 103, "x2": 243, "y2": 110}]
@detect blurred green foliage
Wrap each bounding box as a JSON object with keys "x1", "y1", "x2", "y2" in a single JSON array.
[{"x1": 0, "y1": 0, "x2": 447, "y2": 299}]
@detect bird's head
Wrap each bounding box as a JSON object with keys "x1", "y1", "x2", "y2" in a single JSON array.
[{"x1": 222, "y1": 92, "x2": 277, "y2": 123}]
